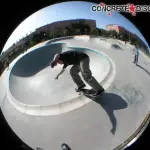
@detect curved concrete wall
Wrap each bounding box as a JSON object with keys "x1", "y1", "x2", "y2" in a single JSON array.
[
  {"x1": 9, "y1": 43, "x2": 110, "y2": 104},
  {"x1": 7, "y1": 42, "x2": 115, "y2": 116}
]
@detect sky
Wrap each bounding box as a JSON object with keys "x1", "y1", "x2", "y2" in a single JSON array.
[{"x1": 2, "y1": 1, "x2": 149, "y2": 52}]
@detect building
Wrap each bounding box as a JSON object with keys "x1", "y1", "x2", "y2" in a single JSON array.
[
  {"x1": 36, "y1": 19, "x2": 96, "y2": 33},
  {"x1": 106, "y1": 24, "x2": 120, "y2": 33},
  {"x1": 4, "y1": 19, "x2": 96, "y2": 53}
]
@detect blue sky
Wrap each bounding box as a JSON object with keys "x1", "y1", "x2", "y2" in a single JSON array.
[{"x1": 2, "y1": 1, "x2": 149, "y2": 52}]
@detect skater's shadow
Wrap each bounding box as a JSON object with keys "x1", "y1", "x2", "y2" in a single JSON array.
[
  {"x1": 137, "y1": 64, "x2": 150, "y2": 76},
  {"x1": 85, "y1": 93, "x2": 128, "y2": 135}
]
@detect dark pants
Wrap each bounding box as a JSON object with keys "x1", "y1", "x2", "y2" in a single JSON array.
[
  {"x1": 70, "y1": 57, "x2": 104, "y2": 92},
  {"x1": 134, "y1": 54, "x2": 139, "y2": 63}
]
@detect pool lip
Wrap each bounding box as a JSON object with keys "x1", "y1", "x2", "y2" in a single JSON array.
[{"x1": 7, "y1": 41, "x2": 116, "y2": 116}]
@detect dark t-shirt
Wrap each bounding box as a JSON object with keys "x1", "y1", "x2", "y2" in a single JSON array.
[{"x1": 59, "y1": 51, "x2": 88, "y2": 69}]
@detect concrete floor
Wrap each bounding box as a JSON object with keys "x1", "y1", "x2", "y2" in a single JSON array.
[{"x1": 0, "y1": 36, "x2": 150, "y2": 150}]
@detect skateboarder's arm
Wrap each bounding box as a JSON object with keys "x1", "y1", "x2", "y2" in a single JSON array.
[
  {"x1": 55, "y1": 63, "x2": 67, "y2": 79},
  {"x1": 57, "y1": 68, "x2": 65, "y2": 77}
]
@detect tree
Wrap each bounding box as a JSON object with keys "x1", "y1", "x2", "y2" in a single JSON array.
[
  {"x1": 63, "y1": 28, "x2": 69, "y2": 36},
  {"x1": 29, "y1": 40, "x2": 35, "y2": 47},
  {"x1": 96, "y1": 28, "x2": 102, "y2": 36},
  {"x1": 105, "y1": 30, "x2": 112, "y2": 37},
  {"x1": 85, "y1": 25, "x2": 91, "y2": 34},
  {"x1": 49, "y1": 28, "x2": 55, "y2": 39},
  {"x1": 99, "y1": 29, "x2": 108, "y2": 37},
  {"x1": 91, "y1": 28, "x2": 98, "y2": 35},
  {"x1": 110, "y1": 30, "x2": 118, "y2": 38},
  {"x1": 54, "y1": 28, "x2": 62, "y2": 37}
]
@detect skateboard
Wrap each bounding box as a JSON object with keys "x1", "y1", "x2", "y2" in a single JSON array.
[{"x1": 78, "y1": 88, "x2": 104, "y2": 98}]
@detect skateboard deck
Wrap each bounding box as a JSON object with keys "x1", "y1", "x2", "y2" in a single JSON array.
[{"x1": 78, "y1": 88, "x2": 104, "y2": 98}]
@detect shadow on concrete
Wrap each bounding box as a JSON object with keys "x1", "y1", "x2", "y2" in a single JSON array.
[
  {"x1": 11, "y1": 43, "x2": 65, "y2": 77},
  {"x1": 100, "y1": 39, "x2": 107, "y2": 41},
  {"x1": 111, "y1": 44, "x2": 123, "y2": 50},
  {"x1": 85, "y1": 93, "x2": 128, "y2": 135},
  {"x1": 137, "y1": 64, "x2": 150, "y2": 76}
]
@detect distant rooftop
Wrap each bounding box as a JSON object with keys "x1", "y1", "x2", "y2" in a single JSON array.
[{"x1": 106, "y1": 24, "x2": 136, "y2": 34}]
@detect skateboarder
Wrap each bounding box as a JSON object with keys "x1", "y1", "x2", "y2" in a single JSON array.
[
  {"x1": 50, "y1": 51, "x2": 105, "y2": 96},
  {"x1": 132, "y1": 44, "x2": 139, "y2": 65}
]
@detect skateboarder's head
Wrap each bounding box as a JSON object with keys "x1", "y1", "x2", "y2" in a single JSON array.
[
  {"x1": 50, "y1": 61, "x2": 57, "y2": 68},
  {"x1": 50, "y1": 53, "x2": 63, "y2": 68},
  {"x1": 54, "y1": 53, "x2": 64, "y2": 64}
]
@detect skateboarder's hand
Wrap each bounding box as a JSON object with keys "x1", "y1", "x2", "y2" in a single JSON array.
[{"x1": 55, "y1": 76, "x2": 59, "y2": 80}]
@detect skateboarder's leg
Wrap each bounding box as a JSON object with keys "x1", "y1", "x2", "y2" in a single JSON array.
[
  {"x1": 80, "y1": 57, "x2": 104, "y2": 94},
  {"x1": 136, "y1": 54, "x2": 139, "y2": 63},
  {"x1": 133, "y1": 54, "x2": 136, "y2": 63},
  {"x1": 134, "y1": 54, "x2": 138, "y2": 65},
  {"x1": 70, "y1": 65, "x2": 85, "y2": 91}
]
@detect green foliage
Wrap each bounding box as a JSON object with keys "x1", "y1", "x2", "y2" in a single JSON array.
[
  {"x1": 29, "y1": 40, "x2": 35, "y2": 47},
  {"x1": 91, "y1": 29, "x2": 98, "y2": 35},
  {"x1": 110, "y1": 30, "x2": 118, "y2": 38},
  {"x1": 63, "y1": 28, "x2": 70, "y2": 36}
]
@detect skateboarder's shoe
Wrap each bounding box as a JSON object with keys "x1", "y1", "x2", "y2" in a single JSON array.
[
  {"x1": 75, "y1": 84, "x2": 86, "y2": 92},
  {"x1": 93, "y1": 89, "x2": 105, "y2": 96}
]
